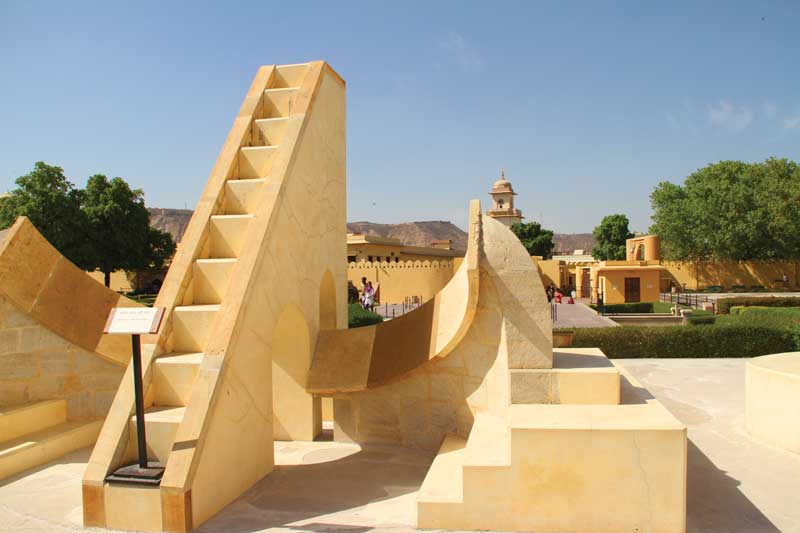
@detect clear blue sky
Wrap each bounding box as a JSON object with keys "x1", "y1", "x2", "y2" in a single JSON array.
[{"x1": 2, "y1": 1, "x2": 798, "y2": 233}]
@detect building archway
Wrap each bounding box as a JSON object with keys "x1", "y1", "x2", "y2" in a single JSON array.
[{"x1": 272, "y1": 304, "x2": 320, "y2": 440}]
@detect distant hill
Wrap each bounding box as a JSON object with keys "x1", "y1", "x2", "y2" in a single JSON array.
[
  {"x1": 347, "y1": 221, "x2": 468, "y2": 250},
  {"x1": 148, "y1": 208, "x2": 592, "y2": 255},
  {"x1": 552, "y1": 233, "x2": 595, "y2": 254},
  {"x1": 148, "y1": 208, "x2": 192, "y2": 243}
]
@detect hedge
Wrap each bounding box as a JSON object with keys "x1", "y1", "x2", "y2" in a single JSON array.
[
  {"x1": 570, "y1": 324, "x2": 795, "y2": 358},
  {"x1": 716, "y1": 296, "x2": 800, "y2": 314},
  {"x1": 348, "y1": 303, "x2": 384, "y2": 328},
  {"x1": 591, "y1": 301, "x2": 674, "y2": 314}
]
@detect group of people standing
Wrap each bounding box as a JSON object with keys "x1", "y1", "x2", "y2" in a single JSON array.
[
  {"x1": 546, "y1": 284, "x2": 575, "y2": 304},
  {"x1": 359, "y1": 277, "x2": 376, "y2": 310}
]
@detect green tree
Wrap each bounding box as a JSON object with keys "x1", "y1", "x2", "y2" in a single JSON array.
[
  {"x1": 510, "y1": 221, "x2": 555, "y2": 259},
  {"x1": 0, "y1": 162, "x2": 94, "y2": 268},
  {"x1": 82, "y1": 174, "x2": 176, "y2": 287},
  {"x1": 592, "y1": 214, "x2": 633, "y2": 260},
  {"x1": 650, "y1": 158, "x2": 800, "y2": 260}
]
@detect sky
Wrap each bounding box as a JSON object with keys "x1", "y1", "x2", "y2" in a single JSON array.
[{"x1": 1, "y1": 1, "x2": 799, "y2": 234}]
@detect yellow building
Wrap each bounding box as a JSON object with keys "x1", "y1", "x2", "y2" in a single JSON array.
[{"x1": 582, "y1": 234, "x2": 666, "y2": 304}]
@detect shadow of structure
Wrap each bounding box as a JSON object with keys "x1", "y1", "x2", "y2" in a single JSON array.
[
  {"x1": 196, "y1": 445, "x2": 434, "y2": 533},
  {"x1": 686, "y1": 439, "x2": 778, "y2": 533}
]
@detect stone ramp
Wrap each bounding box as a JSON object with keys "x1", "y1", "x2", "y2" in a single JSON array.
[
  {"x1": 0, "y1": 218, "x2": 141, "y2": 479},
  {"x1": 83, "y1": 61, "x2": 347, "y2": 532}
]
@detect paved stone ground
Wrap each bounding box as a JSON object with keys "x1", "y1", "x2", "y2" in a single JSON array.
[
  {"x1": 1, "y1": 359, "x2": 799, "y2": 532},
  {"x1": 552, "y1": 302, "x2": 618, "y2": 328}
]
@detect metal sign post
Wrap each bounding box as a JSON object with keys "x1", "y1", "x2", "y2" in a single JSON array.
[{"x1": 103, "y1": 307, "x2": 165, "y2": 486}]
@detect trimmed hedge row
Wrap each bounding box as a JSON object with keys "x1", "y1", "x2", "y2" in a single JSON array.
[
  {"x1": 716, "y1": 296, "x2": 800, "y2": 314},
  {"x1": 591, "y1": 301, "x2": 674, "y2": 314},
  {"x1": 570, "y1": 324, "x2": 795, "y2": 358},
  {"x1": 348, "y1": 303, "x2": 384, "y2": 328}
]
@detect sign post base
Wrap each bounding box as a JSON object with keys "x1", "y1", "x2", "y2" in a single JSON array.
[{"x1": 105, "y1": 461, "x2": 165, "y2": 486}]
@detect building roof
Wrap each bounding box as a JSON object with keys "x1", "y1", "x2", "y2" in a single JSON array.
[{"x1": 490, "y1": 170, "x2": 516, "y2": 195}]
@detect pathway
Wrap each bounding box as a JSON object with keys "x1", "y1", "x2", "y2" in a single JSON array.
[{"x1": 552, "y1": 302, "x2": 618, "y2": 328}]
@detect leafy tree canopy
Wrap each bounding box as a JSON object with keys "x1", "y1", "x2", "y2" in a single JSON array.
[
  {"x1": 0, "y1": 162, "x2": 176, "y2": 287},
  {"x1": 83, "y1": 174, "x2": 176, "y2": 286},
  {"x1": 650, "y1": 158, "x2": 800, "y2": 260},
  {"x1": 510, "y1": 221, "x2": 555, "y2": 259},
  {"x1": 0, "y1": 162, "x2": 93, "y2": 269},
  {"x1": 592, "y1": 214, "x2": 633, "y2": 261}
]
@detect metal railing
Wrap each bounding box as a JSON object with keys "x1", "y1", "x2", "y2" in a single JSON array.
[{"x1": 660, "y1": 292, "x2": 715, "y2": 311}]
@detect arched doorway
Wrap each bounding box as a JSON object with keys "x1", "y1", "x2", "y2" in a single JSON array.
[{"x1": 272, "y1": 304, "x2": 321, "y2": 440}]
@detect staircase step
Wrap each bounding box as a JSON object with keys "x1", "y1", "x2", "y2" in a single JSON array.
[
  {"x1": 270, "y1": 63, "x2": 309, "y2": 89},
  {"x1": 129, "y1": 406, "x2": 186, "y2": 464},
  {"x1": 239, "y1": 146, "x2": 279, "y2": 179},
  {"x1": 172, "y1": 304, "x2": 220, "y2": 353},
  {"x1": 223, "y1": 179, "x2": 265, "y2": 215},
  {"x1": 152, "y1": 352, "x2": 204, "y2": 407},
  {"x1": 260, "y1": 87, "x2": 299, "y2": 119},
  {"x1": 0, "y1": 399, "x2": 67, "y2": 443},
  {"x1": 463, "y1": 413, "x2": 510, "y2": 467},
  {"x1": 0, "y1": 419, "x2": 102, "y2": 480},
  {"x1": 208, "y1": 214, "x2": 253, "y2": 258},
  {"x1": 252, "y1": 118, "x2": 288, "y2": 147},
  {"x1": 417, "y1": 433, "x2": 466, "y2": 504},
  {"x1": 192, "y1": 258, "x2": 237, "y2": 304}
]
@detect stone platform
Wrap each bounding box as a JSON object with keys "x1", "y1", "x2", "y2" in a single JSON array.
[{"x1": 1, "y1": 359, "x2": 798, "y2": 532}]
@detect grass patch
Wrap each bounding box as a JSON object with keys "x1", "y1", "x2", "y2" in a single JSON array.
[{"x1": 348, "y1": 303, "x2": 384, "y2": 328}]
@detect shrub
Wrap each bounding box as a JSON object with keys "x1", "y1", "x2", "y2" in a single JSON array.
[
  {"x1": 716, "y1": 296, "x2": 800, "y2": 314},
  {"x1": 686, "y1": 312, "x2": 716, "y2": 325},
  {"x1": 570, "y1": 324, "x2": 794, "y2": 358},
  {"x1": 703, "y1": 285, "x2": 724, "y2": 293},
  {"x1": 348, "y1": 303, "x2": 384, "y2": 328},
  {"x1": 600, "y1": 302, "x2": 655, "y2": 314}
]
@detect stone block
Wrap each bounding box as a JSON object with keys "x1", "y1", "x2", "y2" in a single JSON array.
[
  {"x1": 0, "y1": 381, "x2": 29, "y2": 405},
  {"x1": 0, "y1": 329, "x2": 19, "y2": 355},
  {"x1": 93, "y1": 390, "x2": 118, "y2": 417},
  {"x1": 39, "y1": 350, "x2": 73, "y2": 375},
  {"x1": 67, "y1": 391, "x2": 92, "y2": 419},
  {"x1": 430, "y1": 372, "x2": 463, "y2": 402},
  {"x1": 464, "y1": 376, "x2": 488, "y2": 409},
  {"x1": 0, "y1": 352, "x2": 39, "y2": 380},
  {"x1": 73, "y1": 350, "x2": 117, "y2": 374},
  {"x1": 429, "y1": 401, "x2": 458, "y2": 435},
  {"x1": 28, "y1": 375, "x2": 66, "y2": 399},
  {"x1": 510, "y1": 370, "x2": 552, "y2": 404}
]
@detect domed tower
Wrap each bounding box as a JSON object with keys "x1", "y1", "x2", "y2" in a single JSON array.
[{"x1": 487, "y1": 170, "x2": 523, "y2": 226}]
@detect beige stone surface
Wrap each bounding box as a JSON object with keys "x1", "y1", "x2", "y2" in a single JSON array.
[
  {"x1": 746, "y1": 352, "x2": 800, "y2": 454},
  {"x1": 82, "y1": 60, "x2": 346, "y2": 532},
  {"x1": 2, "y1": 364, "x2": 799, "y2": 533}
]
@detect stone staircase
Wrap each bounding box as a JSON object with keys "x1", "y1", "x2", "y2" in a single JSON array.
[
  {"x1": 0, "y1": 399, "x2": 102, "y2": 479},
  {"x1": 118, "y1": 63, "x2": 310, "y2": 473}
]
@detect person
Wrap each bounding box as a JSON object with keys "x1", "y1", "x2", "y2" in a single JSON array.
[
  {"x1": 347, "y1": 280, "x2": 359, "y2": 304},
  {"x1": 554, "y1": 288, "x2": 563, "y2": 304},
  {"x1": 364, "y1": 281, "x2": 375, "y2": 311},
  {"x1": 567, "y1": 295, "x2": 575, "y2": 304},
  {"x1": 783, "y1": 273, "x2": 789, "y2": 289}
]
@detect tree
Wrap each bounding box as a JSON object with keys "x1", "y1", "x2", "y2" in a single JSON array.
[
  {"x1": 650, "y1": 158, "x2": 800, "y2": 261},
  {"x1": 82, "y1": 174, "x2": 176, "y2": 287},
  {"x1": 592, "y1": 214, "x2": 633, "y2": 260},
  {"x1": 0, "y1": 162, "x2": 94, "y2": 268},
  {"x1": 510, "y1": 221, "x2": 555, "y2": 259}
]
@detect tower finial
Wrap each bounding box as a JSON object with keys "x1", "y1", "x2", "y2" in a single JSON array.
[{"x1": 500, "y1": 169, "x2": 505, "y2": 180}]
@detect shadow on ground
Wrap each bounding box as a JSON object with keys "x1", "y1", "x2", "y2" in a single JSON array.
[
  {"x1": 687, "y1": 439, "x2": 778, "y2": 532},
  {"x1": 196, "y1": 445, "x2": 433, "y2": 533}
]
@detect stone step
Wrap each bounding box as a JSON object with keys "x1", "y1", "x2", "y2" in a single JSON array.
[
  {"x1": 152, "y1": 352, "x2": 204, "y2": 407},
  {"x1": 463, "y1": 413, "x2": 510, "y2": 468},
  {"x1": 128, "y1": 406, "x2": 186, "y2": 464},
  {"x1": 252, "y1": 118, "x2": 288, "y2": 147},
  {"x1": 417, "y1": 433, "x2": 466, "y2": 505},
  {"x1": 192, "y1": 258, "x2": 237, "y2": 305},
  {"x1": 238, "y1": 146, "x2": 279, "y2": 179},
  {"x1": 270, "y1": 63, "x2": 309, "y2": 89},
  {"x1": 223, "y1": 179, "x2": 266, "y2": 215},
  {"x1": 171, "y1": 304, "x2": 220, "y2": 353},
  {"x1": 208, "y1": 214, "x2": 253, "y2": 258},
  {"x1": 0, "y1": 419, "x2": 102, "y2": 480},
  {"x1": 0, "y1": 399, "x2": 67, "y2": 443},
  {"x1": 260, "y1": 87, "x2": 299, "y2": 119}
]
